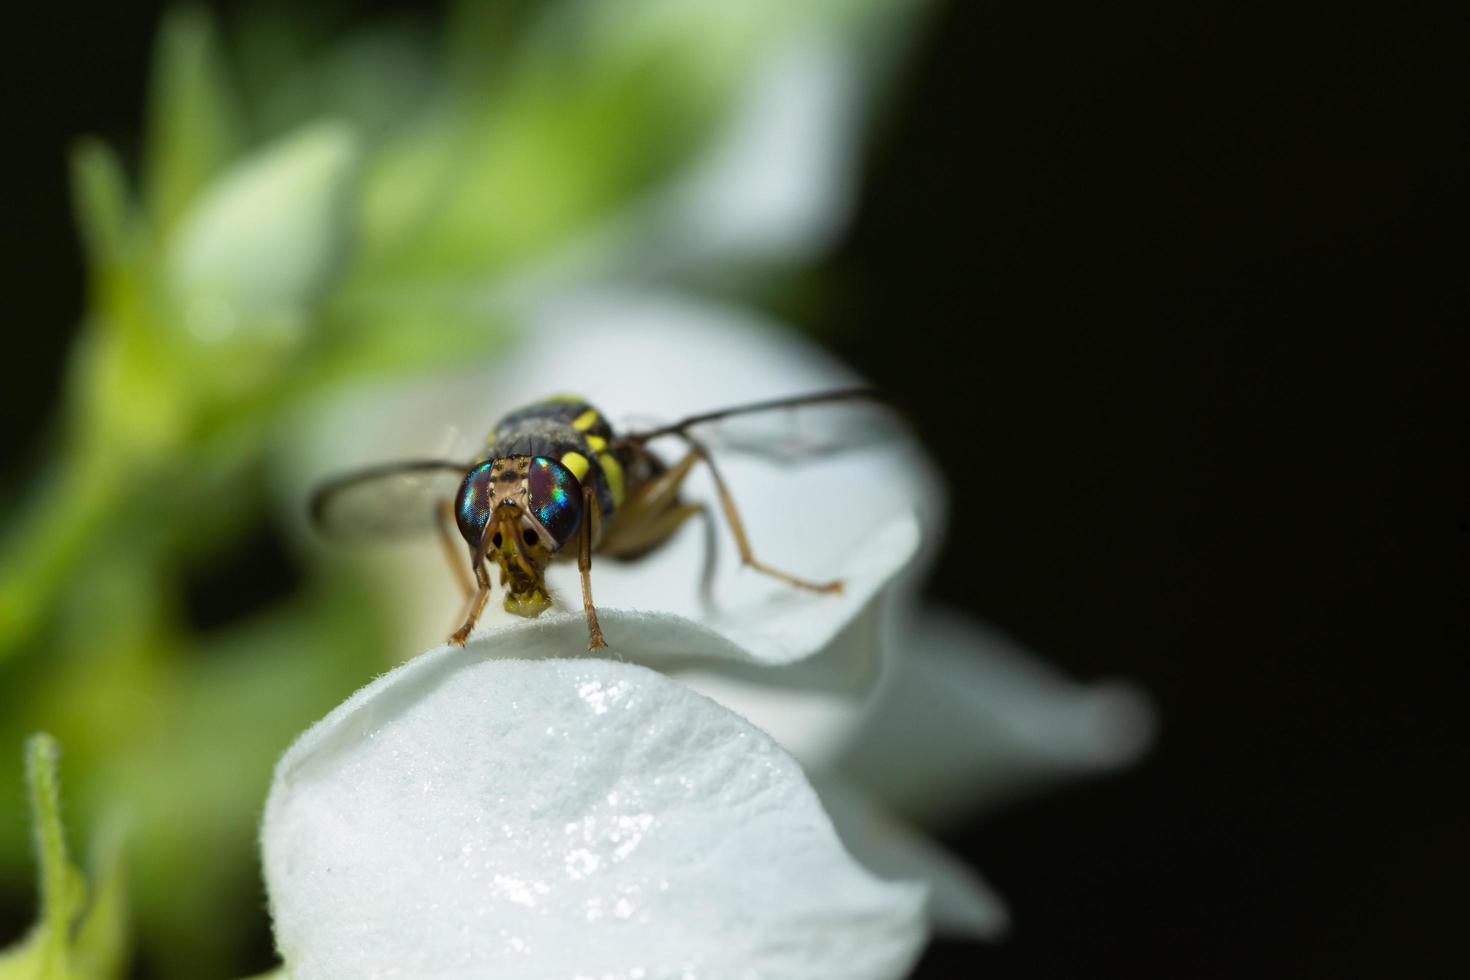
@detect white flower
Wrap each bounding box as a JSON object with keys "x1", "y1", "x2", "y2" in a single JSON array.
[
  {"x1": 268, "y1": 289, "x2": 1155, "y2": 975},
  {"x1": 263, "y1": 639, "x2": 926, "y2": 980}
]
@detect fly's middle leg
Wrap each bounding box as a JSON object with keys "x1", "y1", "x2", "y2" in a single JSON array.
[
  {"x1": 436, "y1": 498, "x2": 474, "y2": 599},
  {"x1": 578, "y1": 485, "x2": 608, "y2": 651}
]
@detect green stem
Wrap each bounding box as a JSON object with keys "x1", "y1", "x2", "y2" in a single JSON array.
[
  {"x1": 0, "y1": 455, "x2": 124, "y2": 663},
  {"x1": 25, "y1": 734, "x2": 83, "y2": 973}
]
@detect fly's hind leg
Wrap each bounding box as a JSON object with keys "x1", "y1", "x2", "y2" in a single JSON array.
[
  {"x1": 622, "y1": 436, "x2": 842, "y2": 595},
  {"x1": 598, "y1": 447, "x2": 704, "y2": 557},
  {"x1": 599, "y1": 444, "x2": 717, "y2": 601},
  {"x1": 687, "y1": 434, "x2": 842, "y2": 593}
]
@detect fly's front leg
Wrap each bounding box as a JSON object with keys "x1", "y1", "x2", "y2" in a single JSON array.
[
  {"x1": 449, "y1": 560, "x2": 491, "y2": 646},
  {"x1": 679, "y1": 434, "x2": 842, "y2": 594},
  {"x1": 436, "y1": 498, "x2": 473, "y2": 599},
  {"x1": 579, "y1": 485, "x2": 608, "y2": 651}
]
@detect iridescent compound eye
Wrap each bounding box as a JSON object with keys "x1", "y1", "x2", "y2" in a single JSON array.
[
  {"x1": 527, "y1": 456, "x2": 582, "y2": 549},
  {"x1": 454, "y1": 461, "x2": 495, "y2": 546}
]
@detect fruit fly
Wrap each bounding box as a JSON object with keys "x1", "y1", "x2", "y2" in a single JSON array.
[{"x1": 309, "y1": 388, "x2": 884, "y2": 650}]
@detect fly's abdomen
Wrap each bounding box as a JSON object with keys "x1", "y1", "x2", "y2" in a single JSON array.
[{"x1": 489, "y1": 398, "x2": 629, "y2": 521}]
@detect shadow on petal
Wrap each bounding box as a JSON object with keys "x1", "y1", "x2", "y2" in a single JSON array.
[
  {"x1": 815, "y1": 776, "x2": 1011, "y2": 942},
  {"x1": 837, "y1": 606, "x2": 1158, "y2": 826}
]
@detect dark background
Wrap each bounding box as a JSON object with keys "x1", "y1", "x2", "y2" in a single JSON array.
[{"x1": 3, "y1": 1, "x2": 1465, "y2": 977}]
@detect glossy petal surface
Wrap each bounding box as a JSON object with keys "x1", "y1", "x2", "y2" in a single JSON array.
[{"x1": 263, "y1": 635, "x2": 926, "y2": 980}]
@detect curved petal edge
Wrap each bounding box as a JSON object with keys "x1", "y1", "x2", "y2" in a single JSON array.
[{"x1": 263, "y1": 643, "x2": 927, "y2": 980}]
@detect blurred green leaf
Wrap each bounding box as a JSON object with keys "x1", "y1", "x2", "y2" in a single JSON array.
[
  {"x1": 144, "y1": 586, "x2": 382, "y2": 975},
  {"x1": 69, "y1": 823, "x2": 127, "y2": 980},
  {"x1": 253, "y1": 24, "x2": 437, "y2": 146},
  {"x1": 0, "y1": 458, "x2": 125, "y2": 665},
  {"x1": 352, "y1": 0, "x2": 817, "y2": 288},
  {"x1": 69, "y1": 142, "x2": 137, "y2": 283},
  {"x1": 309, "y1": 298, "x2": 509, "y2": 386},
  {"x1": 144, "y1": 6, "x2": 245, "y2": 238},
  {"x1": 441, "y1": 0, "x2": 535, "y2": 92}
]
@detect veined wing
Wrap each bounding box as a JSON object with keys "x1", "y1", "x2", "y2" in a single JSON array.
[
  {"x1": 621, "y1": 388, "x2": 908, "y2": 463},
  {"x1": 308, "y1": 459, "x2": 471, "y2": 538}
]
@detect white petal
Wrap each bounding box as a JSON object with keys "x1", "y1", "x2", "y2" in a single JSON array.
[
  {"x1": 263, "y1": 634, "x2": 926, "y2": 980},
  {"x1": 615, "y1": 593, "x2": 890, "y2": 773},
  {"x1": 837, "y1": 607, "x2": 1158, "y2": 825},
  {"x1": 816, "y1": 778, "x2": 1010, "y2": 941},
  {"x1": 637, "y1": 34, "x2": 861, "y2": 271}
]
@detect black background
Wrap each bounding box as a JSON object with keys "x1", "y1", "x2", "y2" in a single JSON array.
[{"x1": 3, "y1": 2, "x2": 1465, "y2": 978}]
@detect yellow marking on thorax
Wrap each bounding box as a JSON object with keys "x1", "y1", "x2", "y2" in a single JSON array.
[
  {"x1": 598, "y1": 451, "x2": 625, "y2": 507},
  {"x1": 585, "y1": 434, "x2": 607, "y2": 451},
  {"x1": 560, "y1": 451, "x2": 590, "y2": 482},
  {"x1": 572, "y1": 408, "x2": 601, "y2": 432}
]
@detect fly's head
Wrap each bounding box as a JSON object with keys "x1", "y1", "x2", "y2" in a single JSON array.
[{"x1": 455, "y1": 455, "x2": 584, "y2": 618}]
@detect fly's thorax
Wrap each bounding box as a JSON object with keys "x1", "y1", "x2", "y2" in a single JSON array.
[{"x1": 487, "y1": 397, "x2": 631, "y2": 527}]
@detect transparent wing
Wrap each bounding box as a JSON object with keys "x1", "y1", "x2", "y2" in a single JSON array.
[
  {"x1": 308, "y1": 460, "x2": 471, "y2": 539},
  {"x1": 621, "y1": 389, "x2": 908, "y2": 463},
  {"x1": 694, "y1": 399, "x2": 909, "y2": 461}
]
